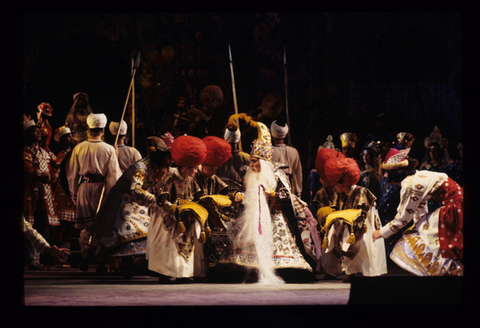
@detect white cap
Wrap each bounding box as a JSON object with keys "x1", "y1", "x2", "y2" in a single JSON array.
[
  {"x1": 109, "y1": 120, "x2": 128, "y2": 135},
  {"x1": 54, "y1": 126, "x2": 72, "y2": 142},
  {"x1": 224, "y1": 128, "x2": 240, "y2": 143},
  {"x1": 270, "y1": 120, "x2": 289, "y2": 139},
  {"x1": 86, "y1": 113, "x2": 107, "y2": 129}
]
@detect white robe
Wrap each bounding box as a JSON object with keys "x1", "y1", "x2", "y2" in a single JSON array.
[
  {"x1": 117, "y1": 145, "x2": 142, "y2": 173},
  {"x1": 66, "y1": 139, "x2": 121, "y2": 227},
  {"x1": 322, "y1": 185, "x2": 388, "y2": 277},
  {"x1": 380, "y1": 171, "x2": 463, "y2": 276},
  {"x1": 146, "y1": 169, "x2": 202, "y2": 278}
]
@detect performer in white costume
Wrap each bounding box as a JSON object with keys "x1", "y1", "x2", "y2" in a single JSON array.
[
  {"x1": 109, "y1": 120, "x2": 142, "y2": 173},
  {"x1": 66, "y1": 113, "x2": 121, "y2": 271},
  {"x1": 319, "y1": 155, "x2": 387, "y2": 282},
  {"x1": 218, "y1": 114, "x2": 314, "y2": 284},
  {"x1": 372, "y1": 148, "x2": 463, "y2": 276},
  {"x1": 146, "y1": 135, "x2": 209, "y2": 282}
]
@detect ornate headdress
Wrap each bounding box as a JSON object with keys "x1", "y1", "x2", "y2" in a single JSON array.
[
  {"x1": 318, "y1": 135, "x2": 338, "y2": 151},
  {"x1": 54, "y1": 126, "x2": 72, "y2": 142},
  {"x1": 147, "y1": 136, "x2": 170, "y2": 152},
  {"x1": 424, "y1": 126, "x2": 448, "y2": 149},
  {"x1": 397, "y1": 132, "x2": 415, "y2": 148},
  {"x1": 37, "y1": 102, "x2": 53, "y2": 116},
  {"x1": 23, "y1": 117, "x2": 37, "y2": 133},
  {"x1": 382, "y1": 148, "x2": 410, "y2": 170},
  {"x1": 340, "y1": 132, "x2": 357, "y2": 149},
  {"x1": 227, "y1": 113, "x2": 272, "y2": 161},
  {"x1": 160, "y1": 132, "x2": 174, "y2": 148}
]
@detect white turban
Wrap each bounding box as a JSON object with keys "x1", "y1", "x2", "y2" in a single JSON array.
[
  {"x1": 109, "y1": 120, "x2": 128, "y2": 135},
  {"x1": 86, "y1": 113, "x2": 107, "y2": 129},
  {"x1": 224, "y1": 128, "x2": 241, "y2": 144},
  {"x1": 54, "y1": 126, "x2": 72, "y2": 142},
  {"x1": 270, "y1": 120, "x2": 289, "y2": 139}
]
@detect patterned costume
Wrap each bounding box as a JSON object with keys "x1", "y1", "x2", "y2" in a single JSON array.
[
  {"x1": 315, "y1": 155, "x2": 387, "y2": 278},
  {"x1": 23, "y1": 217, "x2": 50, "y2": 254},
  {"x1": 53, "y1": 150, "x2": 75, "y2": 222},
  {"x1": 23, "y1": 145, "x2": 59, "y2": 226},
  {"x1": 23, "y1": 118, "x2": 59, "y2": 269},
  {"x1": 147, "y1": 136, "x2": 207, "y2": 279},
  {"x1": 380, "y1": 171, "x2": 463, "y2": 276},
  {"x1": 91, "y1": 156, "x2": 168, "y2": 259},
  {"x1": 192, "y1": 136, "x2": 231, "y2": 278},
  {"x1": 319, "y1": 185, "x2": 387, "y2": 277},
  {"x1": 37, "y1": 102, "x2": 54, "y2": 151},
  {"x1": 217, "y1": 115, "x2": 314, "y2": 280}
]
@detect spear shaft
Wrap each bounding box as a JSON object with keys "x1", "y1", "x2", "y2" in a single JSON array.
[
  {"x1": 284, "y1": 47, "x2": 292, "y2": 146},
  {"x1": 229, "y1": 44, "x2": 242, "y2": 150},
  {"x1": 96, "y1": 52, "x2": 141, "y2": 215}
]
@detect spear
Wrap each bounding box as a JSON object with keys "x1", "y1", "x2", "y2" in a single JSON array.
[
  {"x1": 131, "y1": 57, "x2": 136, "y2": 148},
  {"x1": 228, "y1": 44, "x2": 242, "y2": 150},
  {"x1": 96, "y1": 51, "x2": 141, "y2": 215},
  {"x1": 116, "y1": 51, "x2": 141, "y2": 147},
  {"x1": 284, "y1": 47, "x2": 292, "y2": 146}
]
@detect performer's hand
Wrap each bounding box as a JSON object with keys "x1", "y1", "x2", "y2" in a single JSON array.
[
  {"x1": 233, "y1": 192, "x2": 244, "y2": 203},
  {"x1": 44, "y1": 245, "x2": 71, "y2": 261},
  {"x1": 372, "y1": 230, "x2": 382, "y2": 241}
]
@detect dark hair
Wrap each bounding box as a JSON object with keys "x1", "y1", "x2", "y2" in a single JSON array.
[
  {"x1": 24, "y1": 126, "x2": 39, "y2": 145},
  {"x1": 150, "y1": 149, "x2": 172, "y2": 169},
  {"x1": 387, "y1": 161, "x2": 416, "y2": 183},
  {"x1": 89, "y1": 127, "x2": 104, "y2": 136}
]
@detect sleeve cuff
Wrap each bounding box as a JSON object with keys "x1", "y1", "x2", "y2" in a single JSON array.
[{"x1": 380, "y1": 224, "x2": 395, "y2": 239}]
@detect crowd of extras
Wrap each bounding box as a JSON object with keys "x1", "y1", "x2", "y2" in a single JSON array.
[{"x1": 22, "y1": 90, "x2": 463, "y2": 283}]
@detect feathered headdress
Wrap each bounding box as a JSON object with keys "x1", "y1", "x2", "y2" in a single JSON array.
[{"x1": 227, "y1": 113, "x2": 272, "y2": 161}]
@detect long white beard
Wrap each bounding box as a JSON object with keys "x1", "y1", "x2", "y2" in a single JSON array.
[{"x1": 233, "y1": 161, "x2": 284, "y2": 284}]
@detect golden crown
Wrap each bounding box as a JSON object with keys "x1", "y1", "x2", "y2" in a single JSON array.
[{"x1": 250, "y1": 139, "x2": 273, "y2": 161}]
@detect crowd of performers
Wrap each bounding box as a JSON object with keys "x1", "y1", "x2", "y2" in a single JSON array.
[{"x1": 22, "y1": 90, "x2": 463, "y2": 284}]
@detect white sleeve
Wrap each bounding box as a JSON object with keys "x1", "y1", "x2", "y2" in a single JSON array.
[{"x1": 380, "y1": 183, "x2": 422, "y2": 239}]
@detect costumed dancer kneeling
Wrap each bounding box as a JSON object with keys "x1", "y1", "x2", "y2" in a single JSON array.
[
  {"x1": 372, "y1": 148, "x2": 463, "y2": 276},
  {"x1": 317, "y1": 155, "x2": 387, "y2": 282},
  {"x1": 90, "y1": 137, "x2": 172, "y2": 278}
]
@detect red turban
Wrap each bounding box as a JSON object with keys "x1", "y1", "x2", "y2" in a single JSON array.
[
  {"x1": 202, "y1": 136, "x2": 231, "y2": 166},
  {"x1": 315, "y1": 148, "x2": 345, "y2": 180},
  {"x1": 171, "y1": 135, "x2": 207, "y2": 167},
  {"x1": 324, "y1": 157, "x2": 360, "y2": 187}
]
